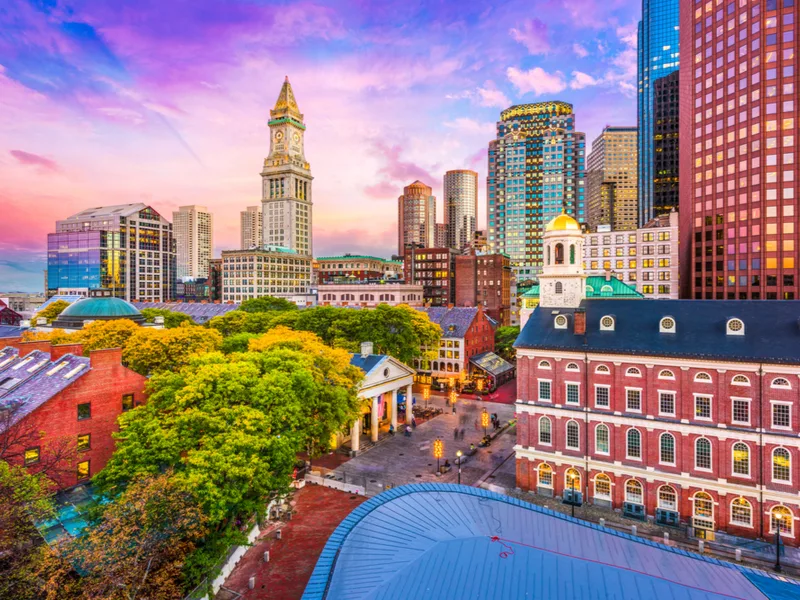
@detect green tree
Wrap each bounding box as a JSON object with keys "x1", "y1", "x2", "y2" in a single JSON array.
[
  {"x1": 122, "y1": 325, "x2": 223, "y2": 376},
  {"x1": 221, "y1": 332, "x2": 260, "y2": 354},
  {"x1": 32, "y1": 300, "x2": 70, "y2": 324},
  {"x1": 495, "y1": 326, "x2": 520, "y2": 363},
  {"x1": 21, "y1": 319, "x2": 141, "y2": 354},
  {"x1": 140, "y1": 307, "x2": 194, "y2": 328},
  {"x1": 206, "y1": 310, "x2": 280, "y2": 336},
  {"x1": 239, "y1": 296, "x2": 298, "y2": 313}
]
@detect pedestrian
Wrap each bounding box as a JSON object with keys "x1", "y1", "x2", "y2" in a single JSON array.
[
  {"x1": 452, "y1": 403, "x2": 456, "y2": 414},
  {"x1": 412, "y1": 417, "x2": 417, "y2": 429},
  {"x1": 474, "y1": 418, "x2": 479, "y2": 431},
  {"x1": 460, "y1": 428, "x2": 465, "y2": 440},
  {"x1": 453, "y1": 427, "x2": 459, "y2": 440}
]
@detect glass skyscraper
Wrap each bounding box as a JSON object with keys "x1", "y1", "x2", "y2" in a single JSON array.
[
  {"x1": 637, "y1": 0, "x2": 680, "y2": 226},
  {"x1": 487, "y1": 101, "x2": 586, "y2": 283}
]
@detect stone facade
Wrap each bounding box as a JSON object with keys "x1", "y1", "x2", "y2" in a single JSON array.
[{"x1": 318, "y1": 283, "x2": 424, "y2": 308}]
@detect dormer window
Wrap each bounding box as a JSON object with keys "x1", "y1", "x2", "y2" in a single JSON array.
[
  {"x1": 727, "y1": 318, "x2": 745, "y2": 336},
  {"x1": 600, "y1": 315, "x2": 615, "y2": 331},
  {"x1": 659, "y1": 316, "x2": 676, "y2": 333},
  {"x1": 554, "y1": 314, "x2": 568, "y2": 329}
]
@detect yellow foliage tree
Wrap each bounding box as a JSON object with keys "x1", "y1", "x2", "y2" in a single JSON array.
[
  {"x1": 122, "y1": 325, "x2": 223, "y2": 376},
  {"x1": 20, "y1": 319, "x2": 140, "y2": 352}
]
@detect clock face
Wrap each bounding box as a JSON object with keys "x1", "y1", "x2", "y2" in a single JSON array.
[
  {"x1": 293, "y1": 132, "x2": 300, "y2": 143},
  {"x1": 275, "y1": 131, "x2": 283, "y2": 141}
]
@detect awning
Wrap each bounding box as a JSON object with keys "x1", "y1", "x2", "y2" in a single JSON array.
[{"x1": 469, "y1": 351, "x2": 514, "y2": 377}]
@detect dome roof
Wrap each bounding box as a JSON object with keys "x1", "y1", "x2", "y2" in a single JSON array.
[
  {"x1": 545, "y1": 214, "x2": 580, "y2": 232},
  {"x1": 52, "y1": 297, "x2": 144, "y2": 328}
]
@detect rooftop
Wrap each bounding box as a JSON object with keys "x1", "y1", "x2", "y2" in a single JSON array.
[
  {"x1": 418, "y1": 306, "x2": 481, "y2": 338},
  {"x1": 133, "y1": 302, "x2": 241, "y2": 323},
  {"x1": 522, "y1": 276, "x2": 643, "y2": 299},
  {"x1": 304, "y1": 484, "x2": 799, "y2": 600},
  {"x1": 53, "y1": 297, "x2": 144, "y2": 328},
  {"x1": 316, "y1": 254, "x2": 400, "y2": 264}
]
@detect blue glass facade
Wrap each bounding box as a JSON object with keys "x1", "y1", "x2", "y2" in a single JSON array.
[
  {"x1": 47, "y1": 231, "x2": 126, "y2": 295},
  {"x1": 637, "y1": 0, "x2": 680, "y2": 226}
]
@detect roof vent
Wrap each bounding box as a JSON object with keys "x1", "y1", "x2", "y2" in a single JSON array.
[
  {"x1": 599, "y1": 315, "x2": 615, "y2": 331},
  {"x1": 726, "y1": 318, "x2": 744, "y2": 336},
  {"x1": 659, "y1": 316, "x2": 676, "y2": 333},
  {"x1": 360, "y1": 341, "x2": 373, "y2": 357}
]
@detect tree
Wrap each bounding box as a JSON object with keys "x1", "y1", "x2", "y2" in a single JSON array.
[
  {"x1": 20, "y1": 319, "x2": 141, "y2": 354},
  {"x1": 239, "y1": 296, "x2": 298, "y2": 313},
  {"x1": 32, "y1": 300, "x2": 70, "y2": 325},
  {"x1": 122, "y1": 325, "x2": 223, "y2": 376},
  {"x1": 495, "y1": 326, "x2": 520, "y2": 363},
  {"x1": 221, "y1": 332, "x2": 260, "y2": 354},
  {"x1": 140, "y1": 308, "x2": 194, "y2": 329},
  {"x1": 206, "y1": 310, "x2": 280, "y2": 336}
]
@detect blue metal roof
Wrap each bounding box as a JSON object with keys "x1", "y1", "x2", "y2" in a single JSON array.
[
  {"x1": 419, "y1": 307, "x2": 478, "y2": 338},
  {"x1": 133, "y1": 302, "x2": 241, "y2": 323},
  {"x1": 0, "y1": 325, "x2": 22, "y2": 338},
  {"x1": 349, "y1": 354, "x2": 387, "y2": 376},
  {"x1": 515, "y1": 300, "x2": 800, "y2": 365},
  {"x1": 303, "y1": 484, "x2": 800, "y2": 600}
]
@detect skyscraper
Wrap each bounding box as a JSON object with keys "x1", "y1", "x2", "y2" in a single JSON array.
[
  {"x1": 261, "y1": 77, "x2": 313, "y2": 256},
  {"x1": 680, "y1": 0, "x2": 799, "y2": 300},
  {"x1": 586, "y1": 126, "x2": 638, "y2": 232},
  {"x1": 652, "y1": 71, "x2": 680, "y2": 218},
  {"x1": 487, "y1": 101, "x2": 586, "y2": 281},
  {"x1": 637, "y1": 0, "x2": 680, "y2": 226},
  {"x1": 173, "y1": 205, "x2": 213, "y2": 280},
  {"x1": 398, "y1": 180, "x2": 436, "y2": 255},
  {"x1": 240, "y1": 205, "x2": 262, "y2": 249},
  {"x1": 443, "y1": 169, "x2": 478, "y2": 250}
]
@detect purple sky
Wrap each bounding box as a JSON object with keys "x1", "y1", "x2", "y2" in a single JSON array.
[{"x1": 0, "y1": 0, "x2": 639, "y2": 292}]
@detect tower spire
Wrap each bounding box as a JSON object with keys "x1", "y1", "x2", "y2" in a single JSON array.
[{"x1": 271, "y1": 76, "x2": 303, "y2": 123}]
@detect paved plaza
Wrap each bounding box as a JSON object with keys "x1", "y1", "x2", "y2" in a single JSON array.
[{"x1": 329, "y1": 395, "x2": 517, "y2": 495}]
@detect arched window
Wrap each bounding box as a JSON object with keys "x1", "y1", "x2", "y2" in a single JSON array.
[
  {"x1": 772, "y1": 377, "x2": 791, "y2": 389},
  {"x1": 695, "y1": 438, "x2": 712, "y2": 470},
  {"x1": 731, "y1": 498, "x2": 753, "y2": 527},
  {"x1": 565, "y1": 362, "x2": 580, "y2": 372},
  {"x1": 565, "y1": 468, "x2": 581, "y2": 490},
  {"x1": 538, "y1": 417, "x2": 552, "y2": 445},
  {"x1": 595, "y1": 364, "x2": 610, "y2": 374},
  {"x1": 732, "y1": 442, "x2": 750, "y2": 477},
  {"x1": 432, "y1": 361, "x2": 439, "y2": 371},
  {"x1": 555, "y1": 243, "x2": 564, "y2": 264},
  {"x1": 555, "y1": 281, "x2": 563, "y2": 294},
  {"x1": 658, "y1": 485, "x2": 677, "y2": 511},
  {"x1": 595, "y1": 424, "x2": 610, "y2": 454},
  {"x1": 626, "y1": 367, "x2": 642, "y2": 377},
  {"x1": 566, "y1": 420, "x2": 580, "y2": 449},
  {"x1": 660, "y1": 433, "x2": 675, "y2": 464},
  {"x1": 773, "y1": 448, "x2": 791, "y2": 482},
  {"x1": 538, "y1": 360, "x2": 552, "y2": 369},
  {"x1": 731, "y1": 374, "x2": 750, "y2": 386},
  {"x1": 626, "y1": 429, "x2": 641, "y2": 459},
  {"x1": 658, "y1": 369, "x2": 675, "y2": 380},
  {"x1": 538, "y1": 463, "x2": 553, "y2": 487},
  {"x1": 594, "y1": 474, "x2": 611, "y2": 499},
  {"x1": 693, "y1": 492, "x2": 714, "y2": 528},
  {"x1": 625, "y1": 479, "x2": 643, "y2": 504},
  {"x1": 446, "y1": 363, "x2": 453, "y2": 372},
  {"x1": 694, "y1": 372, "x2": 712, "y2": 382},
  {"x1": 569, "y1": 244, "x2": 576, "y2": 264},
  {"x1": 771, "y1": 506, "x2": 794, "y2": 536}
]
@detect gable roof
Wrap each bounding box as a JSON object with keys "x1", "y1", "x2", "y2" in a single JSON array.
[
  {"x1": 515, "y1": 299, "x2": 800, "y2": 365},
  {"x1": 349, "y1": 353, "x2": 387, "y2": 376},
  {"x1": 522, "y1": 276, "x2": 643, "y2": 299},
  {"x1": 419, "y1": 307, "x2": 479, "y2": 338}
]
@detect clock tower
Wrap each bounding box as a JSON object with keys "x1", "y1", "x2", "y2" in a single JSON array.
[{"x1": 261, "y1": 77, "x2": 313, "y2": 256}]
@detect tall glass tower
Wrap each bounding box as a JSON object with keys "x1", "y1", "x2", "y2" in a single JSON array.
[
  {"x1": 637, "y1": 0, "x2": 680, "y2": 226},
  {"x1": 487, "y1": 101, "x2": 586, "y2": 283}
]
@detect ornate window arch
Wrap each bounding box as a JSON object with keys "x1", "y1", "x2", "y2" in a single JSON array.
[
  {"x1": 771, "y1": 377, "x2": 791, "y2": 389},
  {"x1": 626, "y1": 367, "x2": 642, "y2": 377},
  {"x1": 594, "y1": 474, "x2": 611, "y2": 499},
  {"x1": 692, "y1": 492, "x2": 714, "y2": 527},
  {"x1": 565, "y1": 362, "x2": 580, "y2": 372},
  {"x1": 770, "y1": 505, "x2": 794, "y2": 536},
  {"x1": 730, "y1": 498, "x2": 752, "y2": 527},
  {"x1": 538, "y1": 417, "x2": 552, "y2": 445},
  {"x1": 731, "y1": 374, "x2": 750, "y2": 386},
  {"x1": 626, "y1": 428, "x2": 641, "y2": 459},
  {"x1": 726, "y1": 318, "x2": 745, "y2": 336},
  {"x1": 625, "y1": 479, "x2": 643, "y2": 504},
  {"x1": 695, "y1": 437, "x2": 712, "y2": 470},
  {"x1": 555, "y1": 281, "x2": 563, "y2": 294},
  {"x1": 595, "y1": 364, "x2": 610, "y2": 374},
  {"x1": 538, "y1": 360, "x2": 552, "y2": 369},
  {"x1": 658, "y1": 369, "x2": 675, "y2": 380},
  {"x1": 732, "y1": 442, "x2": 750, "y2": 477},
  {"x1": 564, "y1": 467, "x2": 581, "y2": 489},
  {"x1": 657, "y1": 485, "x2": 677, "y2": 511},
  {"x1": 595, "y1": 424, "x2": 610, "y2": 454},
  {"x1": 538, "y1": 463, "x2": 553, "y2": 487},
  {"x1": 773, "y1": 447, "x2": 791, "y2": 483},
  {"x1": 694, "y1": 371, "x2": 712, "y2": 383}
]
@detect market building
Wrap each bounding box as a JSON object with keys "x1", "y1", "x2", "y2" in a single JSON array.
[{"x1": 318, "y1": 282, "x2": 423, "y2": 308}]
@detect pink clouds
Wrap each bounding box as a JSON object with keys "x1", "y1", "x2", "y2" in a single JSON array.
[
  {"x1": 9, "y1": 150, "x2": 60, "y2": 172},
  {"x1": 507, "y1": 66, "x2": 566, "y2": 96},
  {"x1": 509, "y1": 19, "x2": 550, "y2": 55}
]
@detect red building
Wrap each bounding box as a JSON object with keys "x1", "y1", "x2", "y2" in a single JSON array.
[
  {"x1": 404, "y1": 247, "x2": 457, "y2": 306},
  {"x1": 680, "y1": 0, "x2": 799, "y2": 300},
  {"x1": 0, "y1": 299, "x2": 22, "y2": 326},
  {"x1": 0, "y1": 340, "x2": 147, "y2": 489},
  {"x1": 455, "y1": 251, "x2": 512, "y2": 326}
]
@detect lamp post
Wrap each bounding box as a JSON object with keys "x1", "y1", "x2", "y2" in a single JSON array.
[
  {"x1": 449, "y1": 389, "x2": 457, "y2": 413},
  {"x1": 481, "y1": 408, "x2": 489, "y2": 437},
  {"x1": 423, "y1": 386, "x2": 430, "y2": 409},
  {"x1": 567, "y1": 471, "x2": 577, "y2": 518},
  {"x1": 433, "y1": 438, "x2": 443, "y2": 474},
  {"x1": 456, "y1": 450, "x2": 462, "y2": 485},
  {"x1": 775, "y1": 528, "x2": 782, "y2": 572}
]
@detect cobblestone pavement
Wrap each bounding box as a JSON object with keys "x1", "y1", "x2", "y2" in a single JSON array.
[{"x1": 327, "y1": 395, "x2": 517, "y2": 494}]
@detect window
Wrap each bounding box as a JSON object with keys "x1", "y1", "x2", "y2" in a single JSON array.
[
  {"x1": 658, "y1": 485, "x2": 677, "y2": 511},
  {"x1": 625, "y1": 480, "x2": 643, "y2": 504},
  {"x1": 694, "y1": 395, "x2": 712, "y2": 420},
  {"x1": 730, "y1": 498, "x2": 753, "y2": 527},
  {"x1": 773, "y1": 448, "x2": 791, "y2": 482},
  {"x1": 658, "y1": 369, "x2": 675, "y2": 380},
  {"x1": 595, "y1": 424, "x2": 610, "y2": 454},
  {"x1": 538, "y1": 463, "x2": 553, "y2": 487},
  {"x1": 538, "y1": 360, "x2": 552, "y2": 369},
  {"x1": 77, "y1": 434, "x2": 90, "y2": 452},
  {"x1": 771, "y1": 377, "x2": 791, "y2": 389},
  {"x1": 626, "y1": 389, "x2": 641, "y2": 412},
  {"x1": 626, "y1": 429, "x2": 641, "y2": 459},
  {"x1": 565, "y1": 362, "x2": 580, "y2": 372},
  {"x1": 538, "y1": 417, "x2": 552, "y2": 445},
  {"x1": 594, "y1": 474, "x2": 611, "y2": 499},
  {"x1": 122, "y1": 394, "x2": 134, "y2": 412},
  {"x1": 24, "y1": 447, "x2": 40, "y2": 465},
  {"x1": 770, "y1": 506, "x2": 794, "y2": 536},
  {"x1": 772, "y1": 403, "x2": 791, "y2": 428},
  {"x1": 566, "y1": 421, "x2": 580, "y2": 449},
  {"x1": 595, "y1": 364, "x2": 610, "y2": 374},
  {"x1": 77, "y1": 460, "x2": 90, "y2": 481},
  {"x1": 538, "y1": 380, "x2": 551, "y2": 401},
  {"x1": 626, "y1": 367, "x2": 642, "y2": 377},
  {"x1": 695, "y1": 438, "x2": 712, "y2": 470},
  {"x1": 731, "y1": 375, "x2": 750, "y2": 386},
  {"x1": 694, "y1": 372, "x2": 712, "y2": 383},
  {"x1": 77, "y1": 403, "x2": 91, "y2": 421},
  {"x1": 555, "y1": 281, "x2": 563, "y2": 294},
  {"x1": 565, "y1": 468, "x2": 581, "y2": 490},
  {"x1": 693, "y1": 492, "x2": 714, "y2": 529},
  {"x1": 595, "y1": 386, "x2": 609, "y2": 407},
  {"x1": 732, "y1": 442, "x2": 750, "y2": 477},
  {"x1": 660, "y1": 433, "x2": 675, "y2": 465},
  {"x1": 726, "y1": 318, "x2": 745, "y2": 335},
  {"x1": 659, "y1": 392, "x2": 675, "y2": 416},
  {"x1": 566, "y1": 383, "x2": 579, "y2": 404},
  {"x1": 732, "y1": 398, "x2": 750, "y2": 424}
]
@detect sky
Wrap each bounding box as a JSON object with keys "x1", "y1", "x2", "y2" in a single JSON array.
[{"x1": 0, "y1": 0, "x2": 640, "y2": 292}]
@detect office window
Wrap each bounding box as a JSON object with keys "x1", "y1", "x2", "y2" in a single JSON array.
[
  {"x1": 659, "y1": 392, "x2": 675, "y2": 416},
  {"x1": 77, "y1": 403, "x2": 91, "y2": 421},
  {"x1": 77, "y1": 434, "x2": 91, "y2": 452},
  {"x1": 695, "y1": 396, "x2": 712, "y2": 420},
  {"x1": 77, "y1": 460, "x2": 90, "y2": 481}
]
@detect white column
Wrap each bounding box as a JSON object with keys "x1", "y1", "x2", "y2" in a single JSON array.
[
  {"x1": 351, "y1": 417, "x2": 361, "y2": 453},
  {"x1": 391, "y1": 389, "x2": 398, "y2": 429},
  {"x1": 371, "y1": 396, "x2": 379, "y2": 442},
  {"x1": 405, "y1": 384, "x2": 413, "y2": 425}
]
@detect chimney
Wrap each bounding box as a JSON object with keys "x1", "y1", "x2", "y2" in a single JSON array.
[
  {"x1": 574, "y1": 308, "x2": 586, "y2": 336},
  {"x1": 361, "y1": 341, "x2": 373, "y2": 357},
  {"x1": 16, "y1": 340, "x2": 52, "y2": 357},
  {"x1": 89, "y1": 347, "x2": 123, "y2": 369},
  {"x1": 51, "y1": 344, "x2": 84, "y2": 360},
  {"x1": 605, "y1": 270, "x2": 611, "y2": 282}
]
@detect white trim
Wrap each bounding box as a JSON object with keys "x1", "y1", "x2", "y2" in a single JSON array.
[
  {"x1": 626, "y1": 367, "x2": 642, "y2": 377},
  {"x1": 593, "y1": 473, "x2": 613, "y2": 499},
  {"x1": 538, "y1": 416, "x2": 553, "y2": 446},
  {"x1": 768, "y1": 505, "x2": 796, "y2": 537},
  {"x1": 659, "y1": 316, "x2": 676, "y2": 334},
  {"x1": 537, "y1": 378, "x2": 552, "y2": 402},
  {"x1": 537, "y1": 462, "x2": 554, "y2": 488},
  {"x1": 594, "y1": 384, "x2": 611, "y2": 409},
  {"x1": 564, "y1": 381, "x2": 581, "y2": 405},
  {"x1": 625, "y1": 387, "x2": 643, "y2": 413},
  {"x1": 657, "y1": 484, "x2": 678, "y2": 511},
  {"x1": 771, "y1": 377, "x2": 792, "y2": 390},
  {"x1": 729, "y1": 497, "x2": 754, "y2": 528},
  {"x1": 624, "y1": 478, "x2": 644, "y2": 504},
  {"x1": 695, "y1": 437, "x2": 713, "y2": 472},
  {"x1": 594, "y1": 423, "x2": 610, "y2": 455},
  {"x1": 726, "y1": 318, "x2": 745, "y2": 336},
  {"x1": 730, "y1": 396, "x2": 752, "y2": 426},
  {"x1": 625, "y1": 427, "x2": 642, "y2": 461},
  {"x1": 565, "y1": 362, "x2": 580, "y2": 372},
  {"x1": 693, "y1": 371, "x2": 713, "y2": 383},
  {"x1": 771, "y1": 447, "x2": 792, "y2": 485},
  {"x1": 565, "y1": 419, "x2": 581, "y2": 450},
  {"x1": 770, "y1": 401, "x2": 792, "y2": 430},
  {"x1": 538, "y1": 360, "x2": 552, "y2": 370},
  {"x1": 693, "y1": 393, "x2": 713, "y2": 422},
  {"x1": 731, "y1": 441, "x2": 752, "y2": 479},
  {"x1": 657, "y1": 389, "x2": 676, "y2": 417},
  {"x1": 731, "y1": 374, "x2": 751, "y2": 387},
  {"x1": 658, "y1": 369, "x2": 675, "y2": 380},
  {"x1": 594, "y1": 364, "x2": 611, "y2": 374},
  {"x1": 658, "y1": 432, "x2": 677, "y2": 466}
]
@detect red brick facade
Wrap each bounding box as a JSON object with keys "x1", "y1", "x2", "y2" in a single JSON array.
[
  {"x1": 454, "y1": 252, "x2": 512, "y2": 326},
  {"x1": 515, "y1": 350, "x2": 800, "y2": 545}
]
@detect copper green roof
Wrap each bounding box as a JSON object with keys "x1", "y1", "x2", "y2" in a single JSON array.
[
  {"x1": 316, "y1": 255, "x2": 398, "y2": 264},
  {"x1": 58, "y1": 297, "x2": 142, "y2": 318},
  {"x1": 521, "y1": 276, "x2": 643, "y2": 299}
]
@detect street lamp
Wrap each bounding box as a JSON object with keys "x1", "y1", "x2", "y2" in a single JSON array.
[
  {"x1": 476, "y1": 378, "x2": 484, "y2": 393},
  {"x1": 481, "y1": 408, "x2": 489, "y2": 437},
  {"x1": 433, "y1": 438, "x2": 443, "y2": 474},
  {"x1": 775, "y1": 528, "x2": 783, "y2": 572},
  {"x1": 566, "y1": 471, "x2": 577, "y2": 518},
  {"x1": 423, "y1": 386, "x2": 430, "y2": 409},
  {"x1": 449, "y1": 389, "x2": 457, "y2": 413},
  {"x1": 456, "y1": 450, "x2": 462, "y2": 485}
]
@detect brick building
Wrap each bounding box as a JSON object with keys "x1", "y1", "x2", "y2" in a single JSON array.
[
  {"x1": 0, "y1": 299, "x2": 22, "y2": 326},
  {"x1": 514, "y1": 216, "x2": 800, "y2": 546},
  {"x1": 403, "y1": 247, "x2": 457, "y2": 306},
  {"x1": 315, "y1": 255, "x2": 402, "y2": 284},
  {"x1": 454, "y1": 251, "x2": 512, "y2": 326},
  {"x1": 0, "y1": 340, "x2": 147, "y2": 489}
]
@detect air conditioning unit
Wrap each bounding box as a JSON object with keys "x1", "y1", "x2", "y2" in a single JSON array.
[
  {"x1": 656, "y1": 508, "x2": 680, "y2": 527},
  {"x1": 623, "y1": 502, "x2": 645, "y2": 520}
]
